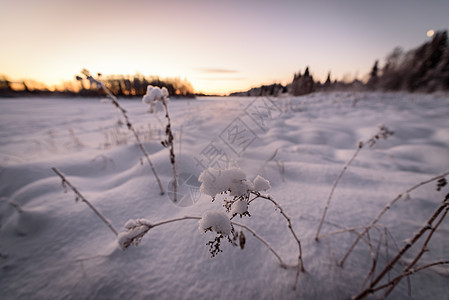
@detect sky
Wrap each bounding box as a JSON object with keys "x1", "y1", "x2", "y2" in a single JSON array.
[{"x1": 1, "y1": 0, "x2": 449, "y2": 95}]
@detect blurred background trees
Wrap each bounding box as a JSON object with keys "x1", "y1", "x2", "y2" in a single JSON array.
[
  {"x1": 377, "y1": 30, "x2": 449, "y2": 92},
  {"x1": 0, "y1": 72, "x2": 194, "y2": 98},
  {"x1": 75, "y1": 73, "x2": 195, "y2": 98}
]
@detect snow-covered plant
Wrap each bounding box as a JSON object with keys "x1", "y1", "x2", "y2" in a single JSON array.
[
  {"x1": 118, "y1": 218, "x2": 153, "y2": 249},
  {"x1": 198, "y1": 211, "x2": 235, "y2": 257},
  {"x1": 142, "y1": 85, "x2": 178, "y2": 202},
  {"x1": 76, "y1": 70, "x2": 165, "y2": 195},
  {"x1": 142, "y1": 85, "x2": 169, "y2": 113},
  {"x1": 198, "y1": 211, "x2": 232, "y2": 235},
  {"x1": 198, "y1": 167, "x2": 305, "y2": 283},
  {"x1": 198, "y1": 167, "x2": 302, "y2": 271},
  {"x1": 118, "y1": 167, "x2": 304, "y2": 288}
]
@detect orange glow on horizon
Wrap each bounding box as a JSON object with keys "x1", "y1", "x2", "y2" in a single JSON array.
[{"x1": 2, "y1": 1, "x2": 448, "y2": 96}]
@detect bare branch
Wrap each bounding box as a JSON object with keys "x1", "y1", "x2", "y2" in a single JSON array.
[
  {"x1": 316, "y1": 126, "x2": 394, "y2": 241},
  {"x1": 340, "y1": 170, "x2": 449, "y2": 267},
  {"x1": 119, "y1": 215, "x2": 291, "y2": 269},
  {"x1": 250, "y1": 191, "x2": 305, "y2": 273},
  {"x1": 352, "y1": 194, "x2": 449, "y2": 300},
  {"x1": 84, "y1": 75, "x2": 165, "y2": 195},
  {"x1": 52, "y1": 167, "x2": 118, "y2": 236},
  {"x1": 161, "y1": 100, "x2": 177, "y2": 202},
  {"x1": 315, "y1": 145, "x2": 362, "y2": 240},
  {"x1": 0, "y1": 197, "x2": 22, "y2": 214},
  {"x1": 372, "y1": 261, "x2": 449, "y2": 295}
]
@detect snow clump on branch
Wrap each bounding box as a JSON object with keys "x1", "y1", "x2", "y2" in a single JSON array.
[
  {"x1": 253, "y1": 175, "x2": 271, "y2": 191},
  {"x1": 199, "y1": 167, "x2": 271, "y2": 198},
  {"x1": 199, "y1": 211, "x2": 232, "y2": 235},
  {"x1": 117, "y1": 219, "x2": 153, "y2": 249},
  {"x1": 198, "y1": 167, "x2": 256, "y2": 197},
  {"x1": 142, "y1": 85, "x2": 170, "y2": 113}
]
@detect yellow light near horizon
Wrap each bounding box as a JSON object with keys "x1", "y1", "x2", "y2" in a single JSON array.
[{"x1": 427, "y1": 29, "x2": 435, "y2": 37}]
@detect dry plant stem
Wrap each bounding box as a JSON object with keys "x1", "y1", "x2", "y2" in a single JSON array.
[
  {"x1": 383, "y1": 225, "x2": 412, "y2": 293},
  {"x1": 319, "y1": 226, "x2": 376, "y2": 253},
  {"x1": 162, "y1": 100, "x2": 177, "y2": 202},
  {"x1": 257, "y1": 148, "x2": 279, "y2": 176},
  {"x1": 0, "y1": 197, "x2": 22, "y2": 213},
  {"x1": 371, "y1": 260, "x2": 449, "y2": 296},
  {"x1": 320, "y1": 223, "x2": 409, "y2": 283},
  {"x1": 231, "y1": 221, "x2": 287, "y2": 268},
  {"x1": 101, "y1": 84, "x2": 165, "y2": 195},
  {"x1": 51, "y1": 167, "x2": 118, "y2": 236},
  {"x1": 250, "y1": 192, "x2": 305, "y2": 272},
  {"x1": 384, "y1": 228, "x2": 390, "y2": 282},
  {"x1": 381, "y1": 198, "x2": 449, "y2": 298},
  {"x1": 315, "y1": 145, "x2": 362, "y2": 240},
  {"x1": 146, "y1": 216, "x2": 288, "y2": 267},
  {"x1": 352, "y1": 196, "x2": 449, "y2": 300},
  {"x1": 362, "y1": 228, "x2": 383, "y2": 289},
  {"x1": 178, "y1": 125, "x2": 183, "y2": 169},
  {"x1": 340, "y1": 170, "x2": 449, "y2": 267}
]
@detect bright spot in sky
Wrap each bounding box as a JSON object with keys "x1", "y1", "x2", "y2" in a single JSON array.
[{"x1": 427, "y1": 29, "x2": 435, "y2": 37}]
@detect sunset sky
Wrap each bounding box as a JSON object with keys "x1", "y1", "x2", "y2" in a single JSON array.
[{"x1": 1, "y1": 0, "x2": 449, "y2": 95}]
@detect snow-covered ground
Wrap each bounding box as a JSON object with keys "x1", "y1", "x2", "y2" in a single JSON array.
[{"x1": 1, "y1": 92, "x2": 448, "y2": 299}]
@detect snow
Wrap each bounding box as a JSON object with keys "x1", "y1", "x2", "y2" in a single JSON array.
[
  {"x1": 119, "y1": 215, "x2": 156, "y2": 250},
  {"x1": 198, "y1": 211, "x2": 232, "y2": 235},
  {"x1": 0, "y1": 92, "x2": 449, "y2": 299},
  {"x1": 199, "y1": 167, "x2": 254, "y2": 197},
  {"x1": 142, "y1": 86, "x2": 169, "y2": 113},
  {"x1": 230, "y1": 200, "x2": 249, "y2": 217},
  {"x1": 253, "y1": 175, "x2": 271, "y2": 191}
]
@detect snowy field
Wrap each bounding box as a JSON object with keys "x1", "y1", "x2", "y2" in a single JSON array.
[{"x1": 1, "y1": 92, "x2": 449, "y2": 299}]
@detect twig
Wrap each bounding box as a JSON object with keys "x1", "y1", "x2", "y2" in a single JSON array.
[
  {"x1": 231, "y1": 220, "x2": 289, "y2": 268},
  {"x1": 79, "y1": 72, "x2": 164, "y2": 195},
  {"x1": 250, "y1": 191, "x2": 305, "y2": 273},
  {"x1": 315, "y1": 125, "x2": 394, "y2": 241},
  {"x1": 371, "y1": 260, "x2": 449, "y2": 296},
  {"x1": 340, "y1": 170, "x2": 449, "y2": 267},
  {"x1": 384, "y1": 227, "x2": 390, "y2": 282},
  {"x1": 256, "y1": 148, "x2": 285, "y2": 182},
  {"x1": 260, "y1": 148, "x2": 279, "y2": 173},
  {"x1": 361, "y1": 227, "x2": 383, "y2": 289},
  {"x1": 178, "y1": 125, "x2": 183, "y2": 170},
  {"x1": 318, "y1": 226, "x2": 376, "y2": 251},
  {"x1": 382, "y1": 194, "x2": 449, "y2": 298},
  {"x1": 352, "y1": 194, "x2": 449, "y2": 300},
  {"x1": 52, "y1": 167, "x2": 118, "y2": 236},
  {"x1": 161, "y1": 100, "x2": 177, "y2": 202},
  {"x1": 315, "y1": 144, "x2": 362, "y2": 240},
  {"x1": 120, "y1": 215, "x2": 290, "y2": 268},
  {"x1": 0, "y1": 197, "x2": 22, "y2": 214}
]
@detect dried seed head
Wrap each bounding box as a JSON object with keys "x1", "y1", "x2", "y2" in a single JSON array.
[{"x1": 239, "y1": 230, "x2": 246, "y2": 250}]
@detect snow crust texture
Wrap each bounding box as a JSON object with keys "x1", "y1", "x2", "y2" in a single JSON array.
[{"x1": 0, "y1": 92, "x2": 448, "y2": 300}]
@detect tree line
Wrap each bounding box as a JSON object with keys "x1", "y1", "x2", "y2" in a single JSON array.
[
  {"x1": 368, "y1": 30, "x2": 449, "y2": 92},
  {"x1": 0, "y1": 72, "x2": 195, "y2": 98},
  {"x1": 232, "y1": 30, "x2": 449, "y2": 97}
]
